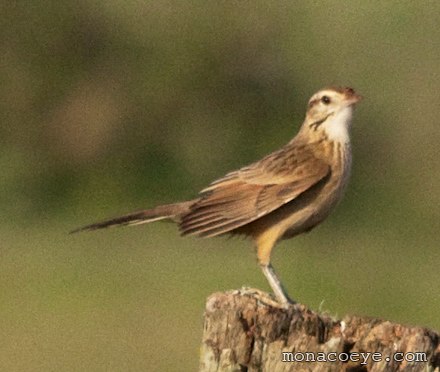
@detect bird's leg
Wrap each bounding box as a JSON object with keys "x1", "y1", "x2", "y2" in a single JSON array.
[
  {"x1": 260, "y1": 263, "x2": 295, "y2": 307},
  {"x1": 255, "y1": 231, "x2": 295, "y2": 308}
]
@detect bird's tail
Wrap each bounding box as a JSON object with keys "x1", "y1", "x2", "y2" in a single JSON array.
[{"x1": 70, "y1": 201, "x2": 194, "y2": 234}]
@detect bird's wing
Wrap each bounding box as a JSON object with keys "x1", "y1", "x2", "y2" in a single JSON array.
[{"x1": 179, "y1": 144, "x2": 330, "y2": 237}]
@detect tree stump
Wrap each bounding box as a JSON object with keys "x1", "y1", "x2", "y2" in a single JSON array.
[{"x1": 199, "y1": 289, "x2": 440, "y2": 371}]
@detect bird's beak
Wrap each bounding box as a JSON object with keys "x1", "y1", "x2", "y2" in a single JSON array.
[
  {"x1": 344, "y1": 88, "x2": 363, "y2": 106},
  {"x1": 350, "y1": 93, "x2": 363, "y2": 104}
]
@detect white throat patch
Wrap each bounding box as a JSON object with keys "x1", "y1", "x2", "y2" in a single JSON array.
[{"x1": 322, "y1": 106, "x2": 353, "y2": 144}]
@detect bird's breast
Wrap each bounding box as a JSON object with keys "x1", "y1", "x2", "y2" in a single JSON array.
[{"x1": 280, "y1": 141, "x2": 352, "y2": 239}]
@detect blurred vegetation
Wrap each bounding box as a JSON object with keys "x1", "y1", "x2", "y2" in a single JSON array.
[{"x1": 1, "y1": 1, "x2": 439, "y2": 370}]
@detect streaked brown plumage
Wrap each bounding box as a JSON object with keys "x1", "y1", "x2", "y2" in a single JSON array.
[{"x1": 72, "y1": 86, "x2": 362, "y2": 307}]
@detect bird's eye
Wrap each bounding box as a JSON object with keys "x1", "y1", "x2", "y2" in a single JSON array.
[{"x1": 321, "y1": 96, "x2": 331, "y2": 105}]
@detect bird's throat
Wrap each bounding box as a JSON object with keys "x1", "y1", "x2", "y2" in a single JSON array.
[{"x1": 321, "y1": 106, "x2": 352, "y2": 144}]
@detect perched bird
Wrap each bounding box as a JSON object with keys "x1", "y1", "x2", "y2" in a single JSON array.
[{"x1": 72, "y1": 86, "x2": 362, "y2": 308}]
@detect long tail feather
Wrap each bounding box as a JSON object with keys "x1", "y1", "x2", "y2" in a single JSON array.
[{"x1": 70, "y1": 201, "x2": 193, "y2": 234}]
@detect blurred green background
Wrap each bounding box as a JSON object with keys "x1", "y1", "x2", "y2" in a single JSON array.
[{"x1": 1, "y1": 1, "x2": 439, "y2": 370}]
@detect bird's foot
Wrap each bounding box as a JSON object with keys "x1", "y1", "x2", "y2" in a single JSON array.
[{"x1": 237, "y1": 287, "x2": 293, "y2": 309}]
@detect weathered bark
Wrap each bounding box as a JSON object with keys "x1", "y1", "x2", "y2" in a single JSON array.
[{"x1": 200, "y1": 289, "x2": 440, "y2": 372}]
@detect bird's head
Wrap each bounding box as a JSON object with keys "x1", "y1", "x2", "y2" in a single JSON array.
[{"x1": 303, "y1": 87, "x2": 362, "y2": 143}]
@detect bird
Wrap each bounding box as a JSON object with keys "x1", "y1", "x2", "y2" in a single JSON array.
[{"x1": 72, "y1": 86, "x2": 362, "y2": 308}]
